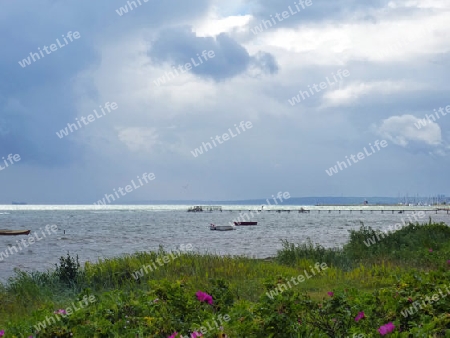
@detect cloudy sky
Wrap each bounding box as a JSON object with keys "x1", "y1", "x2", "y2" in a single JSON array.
[{"x1": 1, "y1": 0, "x2": 449, "y2": 203}]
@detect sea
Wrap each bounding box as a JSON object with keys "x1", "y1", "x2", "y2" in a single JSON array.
[{"x1": 0, "y1": 204, "x2": 448, "y2": 282}]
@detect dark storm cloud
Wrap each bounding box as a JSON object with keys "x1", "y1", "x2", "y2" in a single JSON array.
[
  {"x1": 0, "y1": 5, "x2": 98, "y2": 165},
  {"x1": 148, "y1": 26, "x2": 279, "y2": 81},
  {"x1": 0, "y1": 0, "x2": 212, "y2": 166}
]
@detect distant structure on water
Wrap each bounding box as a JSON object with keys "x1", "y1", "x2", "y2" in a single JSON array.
[{"x1": 187, "y1": 205, "x2": 222, "y2": 212}]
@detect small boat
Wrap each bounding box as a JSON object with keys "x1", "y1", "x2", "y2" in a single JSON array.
[
  {"x1": 210, "y1": 223, "x2": 236, "y2": 231},
  {"x1": 0, "y1": 229, "x2": 31, "y2": 236},
  {"x1": 234, "y1": 221, "x2": 258, "y2": 226}
]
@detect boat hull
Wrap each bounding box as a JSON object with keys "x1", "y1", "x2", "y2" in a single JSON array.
[
  {"x1": 0, "y1": 230, "x2": 31, "y2": 236},
  {"x1": 234, "y1": 222, "x2": 258, "y2": 226},
  {"x1": 210, "y1": 224, "x2": 236, "y2": 231}
]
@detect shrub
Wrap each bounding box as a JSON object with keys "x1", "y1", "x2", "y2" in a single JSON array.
[{"x1": 55, "y1": 253, "x2": 83, "y2": 287}]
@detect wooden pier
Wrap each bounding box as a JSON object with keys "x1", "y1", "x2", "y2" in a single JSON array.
[{"x1": 189, "y1": 206, "x2": 450, "y2": 214}]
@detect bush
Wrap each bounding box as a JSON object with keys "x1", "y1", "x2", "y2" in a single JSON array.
[{"x1": 55, "y1": 253, "x2": 83, "y2": 287}]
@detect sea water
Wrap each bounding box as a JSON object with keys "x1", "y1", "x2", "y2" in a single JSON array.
[{"x1": 0, "y1": 205, "x2": 447, "y2": 281}]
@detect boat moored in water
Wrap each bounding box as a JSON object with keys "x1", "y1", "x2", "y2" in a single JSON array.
[
  {"x1": 0, "y1": 229, "x2": 31, "y2": 236},
  {"x1": 210, "y1": 223, "x2": 236, "y2": 231},
  {"x1": 234, "y1": 221, "x2": 258, "y2": 226}
]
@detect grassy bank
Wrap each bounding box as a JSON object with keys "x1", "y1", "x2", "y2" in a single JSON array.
[{"x1": 1, "y1": 221, "x2": 450, "y2": 337}]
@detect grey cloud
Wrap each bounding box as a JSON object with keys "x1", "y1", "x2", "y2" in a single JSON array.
[
  {"x1": 148, "y1": 26, "x2": 279, "y2": 81},
  {"x1": 250, "y1": 51, "x2": 279, "y2": 75}
]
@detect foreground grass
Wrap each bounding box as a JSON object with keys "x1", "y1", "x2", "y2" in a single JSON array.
[{"x1": 1, "y1": 221, "x2": 450, "y2": 337}]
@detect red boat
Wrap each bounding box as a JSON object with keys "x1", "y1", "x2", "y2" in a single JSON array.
[{"x1": 234, "y1": 222, "x2": 258, "y2": 226}]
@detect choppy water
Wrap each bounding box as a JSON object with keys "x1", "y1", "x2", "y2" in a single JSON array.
[{"x1": 0, "y1": 205, "x2": 448, "y2": 281}]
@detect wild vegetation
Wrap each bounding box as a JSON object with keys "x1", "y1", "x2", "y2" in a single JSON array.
[{"x1": 1, "y1": 220, "x2": 450, "y2": 337}]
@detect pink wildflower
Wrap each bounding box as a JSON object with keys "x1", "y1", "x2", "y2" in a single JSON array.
[
  {"x1": 0, "y1": 330, "x2": 4, "y2": 337},
  {"x1": 190, "y1": 332, "x2": 203, "y2": 338},
  {"x1": 429, "y1": 249, "x2": 433, "y2": 252},
  {"x1": 196, "y1": 291, "x2": 213, "y2": 305},
  {"x1": 378, "y1": 322, "x2": 395, "y2": 335},
  {"x1": 54, "y1": 309, "x2": 67, "y2": 315},
  {"x1": 168, "y1": 333, "x2": 178, "y2": 338},
  {"x1": 354, "y1": 312, "x2": 365, "y2": 322},
  {"x1": 327, "y1": 291, "x2": 334, "y2": 297}
]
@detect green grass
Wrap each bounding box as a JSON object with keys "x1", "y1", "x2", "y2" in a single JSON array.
[
  {"x1": 277, "y1": 220, "x2": 450, "y2": 270},
  {"x1": 1, "y1": 221, "x2": 450, "y2": 337}
]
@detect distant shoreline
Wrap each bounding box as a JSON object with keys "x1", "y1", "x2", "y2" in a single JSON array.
[{"x1": 0, "y1": 204, "x2": 447, "y2": 212}]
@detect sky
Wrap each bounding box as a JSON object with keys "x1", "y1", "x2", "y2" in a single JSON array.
[{"x1": 0, "y1": 0, "x2": 449, "y2": 203}]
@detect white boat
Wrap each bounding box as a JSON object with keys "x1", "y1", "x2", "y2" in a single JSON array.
[{"x1": 210, "y1": 223, "x2": 236, "y2": 231}]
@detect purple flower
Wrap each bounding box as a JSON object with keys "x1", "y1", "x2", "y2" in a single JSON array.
[
  {"x1": 429, "y1": 248, "x2": 433, "y2": 252},
  {"x1": 190, "y1": 332, "x2": 203, "y2": 338},
  {"x1": 378, "y1": 322, "x2": 395, "y2": 335},
  {"x1": 327, "y1": 291, "x2": 334, "y2": 297},
  {"x1": 54, "y1": 309, "x2": 67, "y2": 315},
  {"x1": 0, "y1": 330, "x2": 5, "y2": 337},
  {"x1": 168, "y1": 333, "x2": 178, "y2": 338},
  {"x1": 196, "y1": 291, "x2": 213, "y2": 305},
  {"x1": 354, "y1": 312, "x2": 365, "y2": 322},
  {"x1": 447, "y1": 260, "x2": 450, "y2": 265}
]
